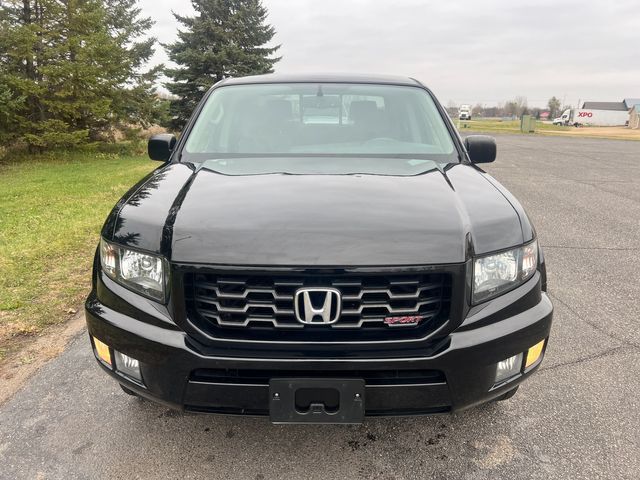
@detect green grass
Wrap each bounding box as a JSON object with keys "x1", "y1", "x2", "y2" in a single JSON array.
[
  {"x1": 0, "y1": 152, "x2": 157, "y2": 358},
  {"x1": 454, "y1": 119, "x2": 572, "y2": 134},
  {"x1": 455, "y1": 118, "x2": 640, "y2": 141}
]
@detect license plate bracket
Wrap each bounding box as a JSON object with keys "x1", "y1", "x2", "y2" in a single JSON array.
[{"x1": 269, "y1": 378, "x2": 365, "y2": 424}]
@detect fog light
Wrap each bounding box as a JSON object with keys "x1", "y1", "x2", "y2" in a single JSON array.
[
  {"x1": 93, "y1": 337, "x2": 111, "y2": 366},
  {"x1": 114, "y1": 350, "x2": 142, "y2": 382},
  {"x1": 525, "y1": 340, "x2": 546, "y2": 368},
  {"x1": 495, "y1": 353, "x2": 523, "y2": 384}
]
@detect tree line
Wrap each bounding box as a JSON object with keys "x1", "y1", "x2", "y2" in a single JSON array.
[
  {"x1": 0, "y1": 0, "x2": 279, "y2": 151},
  {"x1": 447, "y1": 96, "x2": 569, "y2": 120}
]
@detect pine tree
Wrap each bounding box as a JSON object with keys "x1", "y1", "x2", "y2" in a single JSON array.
[
  {"x1": 0, "y1": 0, "x2": 65, "y2": 148},
  {"x1": 164, "y1": 0, "x2": 280, "y2": 129},
  {"x1": 103, "y1": 0, "x2": 164, "y2": 132},
  {"x1": 0, "y1": 0, "x2": 162, "y2": 150}
]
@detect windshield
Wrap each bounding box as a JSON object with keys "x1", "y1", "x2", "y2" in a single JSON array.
[{"x1": 183, "y1": 83, "x2": 458, "y2": 175}]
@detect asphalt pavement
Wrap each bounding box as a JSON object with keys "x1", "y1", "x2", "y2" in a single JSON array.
[{"x1": 1, "y1": 134, "x2": 639, "y2": 479}]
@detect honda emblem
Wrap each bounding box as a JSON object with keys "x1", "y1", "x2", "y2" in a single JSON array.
[{"x1": 294, "y1": 288, "x2": 341, "y2": 325}]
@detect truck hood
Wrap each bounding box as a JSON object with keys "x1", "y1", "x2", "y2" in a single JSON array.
[{"x1": 105, "y1": 162, "x2": 526, "y2": 266}]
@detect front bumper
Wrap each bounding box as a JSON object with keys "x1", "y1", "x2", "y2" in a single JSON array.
[{"x1": 85, "y1": 280, "x2": 553, "y2": 417}]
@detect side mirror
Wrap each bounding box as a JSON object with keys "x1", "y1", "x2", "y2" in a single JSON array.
[
  {"x1": 148, "y1": 134, "x2": 177, "y2": 162},
  {"x1": 464, "y1": 135, "x2": 496, "y2": 164}
]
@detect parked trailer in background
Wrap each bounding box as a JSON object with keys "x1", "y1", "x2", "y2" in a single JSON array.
[{"x1": 552, "y1": 108, "x2": 629, "y2": 127}]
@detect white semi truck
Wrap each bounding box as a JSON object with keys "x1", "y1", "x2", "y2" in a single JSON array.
[
  {"x1": 552, "y1": 108, "x2": 628, "y2": 127},
  {"x1": 458, "y1": 105, "x2": 471, "y2": 120}
]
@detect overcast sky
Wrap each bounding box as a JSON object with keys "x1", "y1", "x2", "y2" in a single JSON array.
[{"x1": 139, "y1": 0, "x2": 639, "y2": 108}]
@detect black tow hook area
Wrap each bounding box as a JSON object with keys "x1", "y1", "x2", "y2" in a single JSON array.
[
  {"x1": 295, "y1": 387, "x2": 340, "y2": 414},
  {"x1": 269, "y1": 379, "x2": 365, "y2": 424}
]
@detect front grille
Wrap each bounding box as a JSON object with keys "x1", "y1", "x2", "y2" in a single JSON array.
[
  {"x1": 184, "y1": 270, "x2": 451, "y2": 342},
  {"x1": 190, "y1": 368, "x2": 446, "y2": 386}
]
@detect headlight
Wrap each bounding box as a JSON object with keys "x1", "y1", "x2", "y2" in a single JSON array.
[
  {"x1": 100, "y1": 238, "x2": 167, "y2": 301},
  {"x1": 473, "y1": 239, "x2": 538, "y2": 304}
]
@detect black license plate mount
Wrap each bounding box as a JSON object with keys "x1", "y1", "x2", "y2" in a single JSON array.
[{"x1": 269, "y1": 378, "x2": 365, "y2": 424}]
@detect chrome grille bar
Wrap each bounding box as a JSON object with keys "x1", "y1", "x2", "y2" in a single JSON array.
[{"x1": 188, "y1": 272, "x2": 449, "y2": 333}]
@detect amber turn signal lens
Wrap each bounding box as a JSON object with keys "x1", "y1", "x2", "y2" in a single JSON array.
[
  {"x1": 525, "y1": 340, "x2": 545, "y2": 368},
  {"x1": 93, "y1": 337, "x2": 112, "y2": 366}
]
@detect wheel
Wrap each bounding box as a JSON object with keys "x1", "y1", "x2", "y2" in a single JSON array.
[
  {"x1": 119, "y1": 384, "x2": 139, "y2": 396},
  {"x1": 494, "y1": 386, "x2": 519, "y2": 402}
]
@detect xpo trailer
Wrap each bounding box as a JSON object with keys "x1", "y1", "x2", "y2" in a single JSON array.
[{"x1": 553, "y1": 108, "x2": 629, "y2": 127}]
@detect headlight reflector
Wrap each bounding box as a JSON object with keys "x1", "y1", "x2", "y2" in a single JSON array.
[
  {"x1": 521, "y1": 241, "x2": 538, "y2": 280},
  {"x1": 473, "y1": 240, "x2": 538, "y2": 303},
  {"x1": 100, "y1": 238, "x2": 166, "y2": 301},
  {"x1": 100, "y1": 239, "x2": 117, "y2": 277}
]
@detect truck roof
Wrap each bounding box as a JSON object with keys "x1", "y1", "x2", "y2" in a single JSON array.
[
  {"x1": 623, "y1": 98, "x2": 640, "y2": 109},
  {"x1": 217, "y1": 73, "x2": 424, "y2": 87},
  {"x1": 581, "y1": 101, "x2": 627, "y2": 111}
]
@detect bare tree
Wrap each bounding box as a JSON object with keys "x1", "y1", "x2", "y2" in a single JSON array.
[
  {"x1": 514, "y1": 96, "x2": 528, "y2": 118},
  {"x1": 445, "y1": 100, "x2": 458, "y2": 116},
  {"x1": 504, "y1": 101, "x2": 518, "y2": 117}
]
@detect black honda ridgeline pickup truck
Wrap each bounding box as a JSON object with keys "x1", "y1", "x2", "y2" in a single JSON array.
[{"x1": 86, "y1": 74, "x2": 553, "y2": 424}]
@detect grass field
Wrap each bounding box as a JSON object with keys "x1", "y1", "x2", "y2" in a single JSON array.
[
  {"x1": 456, "y1": 119, "x2": 570, "y2": 133},
  {"x1": 0, "y1": 153, "x2": 157, "y2": 361},
  {"x1": 457, "y1": 118, "x2": 640, "y2": 140}
]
